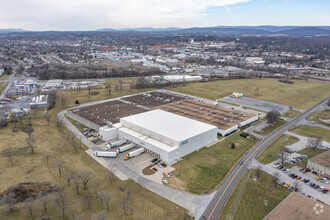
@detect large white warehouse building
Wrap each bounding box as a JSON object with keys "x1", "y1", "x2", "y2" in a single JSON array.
[{"x1": 100, "y1": 109, "x2": 218, "y2": 164}]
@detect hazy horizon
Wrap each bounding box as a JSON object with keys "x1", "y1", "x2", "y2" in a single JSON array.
[{"x1": 1, "y1": 0, "x2": 329, "y2": 31}]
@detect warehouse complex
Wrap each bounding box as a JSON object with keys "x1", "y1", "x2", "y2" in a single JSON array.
[{"x1": 67, "y1": 90, "x2": 258, "y2": 163}]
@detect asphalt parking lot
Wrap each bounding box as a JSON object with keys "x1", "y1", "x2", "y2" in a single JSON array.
[
  {"x1": 219, "y1": 96, "x2": 295, "y2": 114},
  {"x1": 264, "y1": 162, "x2": 330, "y2": 205}
]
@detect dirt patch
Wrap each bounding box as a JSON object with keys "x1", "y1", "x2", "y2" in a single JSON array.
[
  {"x1": 0, "y1": 182, "x2": 59, "y2": 203},
  {"x1": 234, "y1": 142, "x2": 241, "y2": 147},
  {"x1": 167, "y1": 176, "x2": 187, "y2": 191}
]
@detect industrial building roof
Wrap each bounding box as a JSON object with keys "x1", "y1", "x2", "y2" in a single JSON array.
[
  {"x1": 120, "y1": 109, "x2": 217, "y2": 142},
  {"x1": 264, "y1": 192, "x2": 330, "y2": 220}
]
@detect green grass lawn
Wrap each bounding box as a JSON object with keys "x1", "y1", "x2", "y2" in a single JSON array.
[
  {"x1": 168, "y1": 78, "x2": 330, "y2": 109},
  {"x1": 284, "y1": 148, "x2": 324, "y2": 168},
  {"x1": 307, "y1": 110, "x2": 330, "y2": 127},
  {"x1": 219, "y1": 169, "x2": 290, "y2": 220},
  {"x1": 282, "y1": 110, "x2": 302, "y2": 119},
  {"x1": 171, "y1": 132, "x2": 258, "y2": 194},
  {"x1": 290, "y1": 125, "x2": 330, "y2": 142},
  {"x1": 258, "y1": 135, "x2": 300, "y2": 164},
  {"x1": 254, "y1": 119, "x2": 286, "y2": 135}
]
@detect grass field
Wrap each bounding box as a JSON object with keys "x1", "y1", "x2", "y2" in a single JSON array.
[
  {"x1": 219, "y1": 169, "x2": 290, "y2": 220},
  {"x1": 0, "y1": 91, "x2": 190, "y2": 220},
  {"x1": 171, "y1": 132, "x2": 258, "y2": 194},
  {"x1": 168, "y1": 78, "x2": 330, "y2": 109},
  {"x1": 290, "y1": 125, "x2": 330, "y2": 142},
  {"x1": 258, "y1": 135, "x2": 300, "y2": 164},
  {"x1": 307, "y1": 110, "x2": 330, "y2": 127},
  {"x1": 282, "y1": 110, "x2": 301, "y2": 119},
  {"x1": 0, "y1": 82, "x2": 7, "y2": 92},
  {"x1": 284, "y1": 148, "x2": 324, "y2": 169},
  {"x1": 254, "y1": 119, "x2": 286, "y2": 135}
]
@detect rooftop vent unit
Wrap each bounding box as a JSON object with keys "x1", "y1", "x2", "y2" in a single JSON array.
[{"x1": 224, "y1": 118, "x2": 227, "y2": 121}]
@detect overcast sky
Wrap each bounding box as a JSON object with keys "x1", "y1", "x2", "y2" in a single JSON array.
[{"x1": 0, "y1": 0, "x2": 329, "y2": 31}]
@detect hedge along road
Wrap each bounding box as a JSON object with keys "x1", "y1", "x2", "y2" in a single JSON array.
[{"x1": 201, "y1": 97, "x2": 329, "y2": 220}]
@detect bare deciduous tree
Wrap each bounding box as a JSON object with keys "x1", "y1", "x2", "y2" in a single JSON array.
[
  {"x1": 45, "y1": 153, "x2": 51, "y2": 165},
  {"x1": 1, "y1": 193, "x2": 16, "y2": 213},
  {"x1": 280, "y1": 147, "x2": 288, "y2": 165},
  {"x1": 4, "y1": 150, "x2": 14, "y2": 166},
  {"x1": 37, "y1": 192, "x2": 50, "y2": 213},
  {"x1": 56, "y1": 160, "x2": 66, "y2": 177},
  {"x1": 266, "y1": 110, "x2": 281, "y2": 124},
  {"x1": 26, "y1": 114, "x2": 32, "y2": 126},
  {"x1": 23, "y1": 126, "x2": 34, "y2": 138},
  {"x1": 54, "y1": 191, "x2": 68, "y2": 218},
  {"x1": 64, "y1": 172, "x2": 74, "y2": 186},
  {"x1": 23, "y1": 197, "x2": 35, "y2": 217},
  {"x1": 91, "y1": 211, "x2": 107, "y2": 220},
  {"x1": 272, "y1": 171, "x2": 280, "y2": 187},
  {"x1": 44, "y1": 113, "x2": 51, "y2": 125},
  {"x1": 121, "y1": 189, "x2": 134, "y2": 215},
  {"x1": 83, "y1": 194, "x2": 93, "y2": 210},
  {"x1": 26, "y1": 137, "x2": 37, "y2": 154},
  {"x1": 255, "y1": 166, "x2": 262, "y2": 180},
  {"x1": 73, "y1": 174, "x2": 80, "y2": 195},
  {"x1": 79, "y1": 170, "x2": 93, "y2": 190},
  {"x1": 307, "y1": 136, "x2": 322, "y2": 151},
  {"x1": 292, "y1": 181, "x2": 301, "y2": 192},
  {"x1": 108, "y1": 165, "x2": 116, "y2": 183}
]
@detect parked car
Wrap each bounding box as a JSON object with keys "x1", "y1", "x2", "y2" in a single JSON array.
[
  {"x1": 322, "y1": 189, "x2": 329, "y2": 194},
  {"x1": 284, "y1": 183, "x2": 290, "y2": 188},
  {"x1": 162, "y1": 179, "x2": 169, "y2": 184},
  {"x1": 296, "y1": 176, "x2": 301, "y2": 180},
  {"x1": 287, "y1": 186, "x2": 293, "y2": 190},
  {"x1": 151, "y1": 158, "x2": 158, "y2": 163},
  {"x1": 161, "y1": 163, "x2": 167, "y2": 167},
  {"x1": 280, "y1": 182, "x2": 286, "y2": 186},
  {"x1": 152, "y1": 167, "x2": 158, "y2": 172},
  {"x1": 168, "y1": 172, "x2": 173, "y2": 176}
]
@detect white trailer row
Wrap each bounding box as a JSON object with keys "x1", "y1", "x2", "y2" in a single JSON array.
[
  {"x1": 94, "y1": 143, "x2": 138, "y2": 158},
  {"x1": 115, "y1": 143, "x2": 136, "y2": 154},
  {"x1": 105, "y1": 139, "x2": 127, "y2": 150},
  {"x1": 93, "y1": 151, "x2": 118, "y2": 158}
]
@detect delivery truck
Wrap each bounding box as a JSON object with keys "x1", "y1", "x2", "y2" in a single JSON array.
[
  {"x1": 124, "y1": 148, "x2": 144, "y2": 160},
  {"x1": 93, "y1": 151, "x2": 118, "y2": 158}
]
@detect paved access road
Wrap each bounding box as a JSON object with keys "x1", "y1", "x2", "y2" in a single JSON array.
[
  {"x1": 201, "y1": 97, "x2": 329, "y2": 220},
  {"x1": 0, "y1": 66, "x2": 17, "y2": 100}
]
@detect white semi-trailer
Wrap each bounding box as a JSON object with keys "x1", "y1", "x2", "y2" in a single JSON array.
[
  {"x1": 124, "y1": 148, "x2": 144, "y2": 160},
  {"x1": 116, "y1": 143, "x2": 136, "y2": 154},
  {"x1": 105, "y1": 139, "x2": 127, "y2": 150},
  {"x1": 93, "y1": 151, "x2": 118, "y2": 158}
]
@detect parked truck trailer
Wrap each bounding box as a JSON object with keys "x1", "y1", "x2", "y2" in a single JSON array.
[
  {"x1": 124, "y1": 148, "x2": 145, "y2": 160},
  {"x1": 116, "y1": 143, "x2": 136, "y2": 154},
  {"x1": 93, "y1": 151, "x2": 118, "y2": 158},
  {"x1": 105, "y1": 139, "x2": 127, "y2": 151}
]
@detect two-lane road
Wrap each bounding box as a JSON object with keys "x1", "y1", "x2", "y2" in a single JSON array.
[{"x1": 202, "y1": 97, "x2": 329, "y2": 220}]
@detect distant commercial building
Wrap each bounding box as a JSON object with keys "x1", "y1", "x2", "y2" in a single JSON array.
[
  {"x1": 15, "y1": 79, "x2": 38, "y2": 93},
  {"x1": 307, "y1": 151, "x2": 330, "y2": 177},
  {"x1": 30, "y1": 95, "x2": 48, "y2": 108}
]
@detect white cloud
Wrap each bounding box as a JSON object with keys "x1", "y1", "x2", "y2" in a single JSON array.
[{"x1": 0, "y1": 0, "x2": 250, "y2": 30}]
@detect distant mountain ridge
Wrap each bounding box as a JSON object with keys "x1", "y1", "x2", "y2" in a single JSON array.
[
  {"x1": 1, "y1": 26, "x2": 330, "y2": 35},
  {"x1": 95, "y1": 26, "x2": 330, "y2": 35}
]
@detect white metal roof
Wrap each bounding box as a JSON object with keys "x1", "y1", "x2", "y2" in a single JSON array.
[{"x1": 120, "y1": 109, "x2": 217, "y2": 142}]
